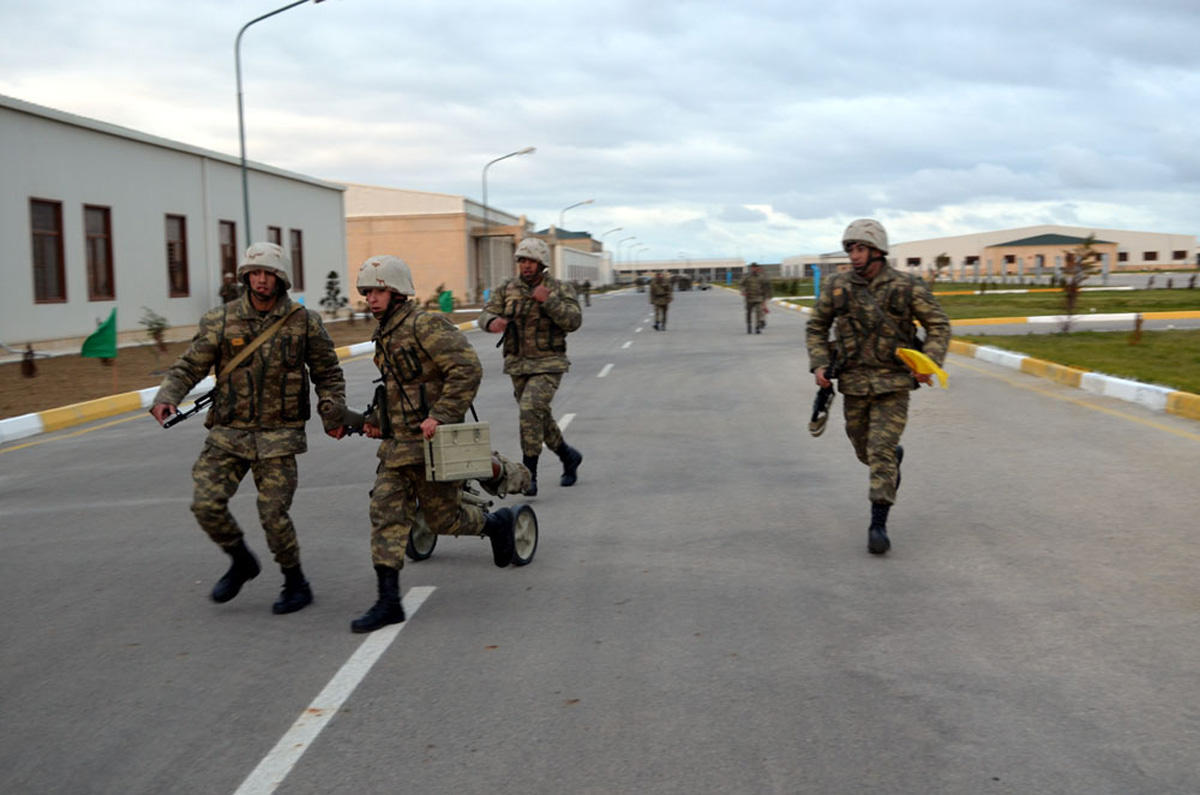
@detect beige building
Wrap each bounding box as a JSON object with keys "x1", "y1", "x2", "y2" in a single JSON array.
[
  {"x1": 888, "y1": 224, "x2": 1198, "y2": 281},
  {"x1": 343, "y1": 184, "x2": 607, "y2": 307}
]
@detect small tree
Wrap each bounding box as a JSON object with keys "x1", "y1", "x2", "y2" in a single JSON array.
[
  {"x1": 320, "y1": 270, "x2": 348, "y2": 319},
  {"x1": 139, "y1": 306, "x2": 169, "y2": 352},
  {"x1": 932, "y1": 252, "x2": 952, "y2": 283},
  {"x1": 1060, "y1": 235, "x2": 1101, "y2": 333}
]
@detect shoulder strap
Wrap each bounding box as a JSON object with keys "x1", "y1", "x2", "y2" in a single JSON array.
[
  {"x1": 858, "y1": 276, "x2": 914, "y2": 343},
  {"x1": 217, "y1": 304, "x2": 303, "y2": 381}
]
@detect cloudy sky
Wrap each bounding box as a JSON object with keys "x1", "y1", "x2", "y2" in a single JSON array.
[{"x1": 3, "y1": 0, "x2": 1198, "y2": 262}]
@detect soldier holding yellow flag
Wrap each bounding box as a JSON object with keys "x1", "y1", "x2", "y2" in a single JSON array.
[{"x1": 806, "y1": 219, "x2": 950, "y2": 555}]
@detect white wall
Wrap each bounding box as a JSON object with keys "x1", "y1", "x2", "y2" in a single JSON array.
[{"x1": 1, "y1": 95, "x2": 345, "y2": 346}]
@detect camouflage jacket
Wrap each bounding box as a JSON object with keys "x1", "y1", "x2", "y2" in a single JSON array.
[
  {"x1": 153, "y1": 294, "x2": 346, "y2": 459},
  {"x1": 741, "y1": 272, "x2": 772, "y2": 303},
  {"x1": 806, "y1": 266, "x2": 951, "y2": 396},
  {"x1": 649, "y1": 277, "x2": 673, "y2": 305},
  {"x1": 477, "y1": 274, "x2": 582, "y2": 375},
  {"x1": 372, "y1": 300, "x2": 482, "y2": 467}
]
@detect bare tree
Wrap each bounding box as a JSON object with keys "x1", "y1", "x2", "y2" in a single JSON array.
[{"x1": 1060, "y1": 235, "x2": 1102, "y2": 333}]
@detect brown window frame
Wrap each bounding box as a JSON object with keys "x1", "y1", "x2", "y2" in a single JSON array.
[
  {"x1": 1172, "y1": 250, "x2": 1186, "y2": 261},
  {"x1": 84, "y1": 204, "x2": 116, "y2": 301},
  {"x1": 267, "y1": 226, "x2": 282, "y2": 246},
  {"x1": 289, "y1": 228, "x2": 305, "y2": 291},
  {"x1": 1004, "y1": 255, "x2": 1016, "y2": 264},
  {"x1": 965, "y1": 255, "x2": 979, "y2": 265},
  {"x1": 1143, "y1": 251, "x2": 1158, "y2": 261},
  {"x1": 906, "y1": 257, "x2": 921, "y2": 267},
  {"x1": 219, "y1": 220, "x2": 238, "y2": 280},
  {"x1": 166, "y1": 214, "x2": 190, "y2": 297},
  {"x1": 1118, "y1": 252, "x2": 1128, "y2": 262},
  {"x1": 31, "y1": 198, "x2": 67, "y2": 303}
]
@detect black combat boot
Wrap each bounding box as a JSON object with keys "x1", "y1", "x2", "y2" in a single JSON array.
[
  {"x1": 868, "y1": 502, "x2": 891, "y2": 555},
  {"x1": 351, "y1": 565, "x2": 405, "y2": 633},
  {"x1": 895, "y1": 445, "x2": 904, "y2": 491},
  {"x1": 272, "y1": 564, "x2": 313, "y2": 615},
  {"x1": 211, "y1": 539, "x2": 261, "y2": 603},
  {"x1": 522, "y1": 455, "x2": 539, "y2": 496},
  {"x1": 556, "y1": 443, "x2": 583, "y2": 487},
  {"x1": 482, "y1": 508, "x2": 516, "y2": 568}
]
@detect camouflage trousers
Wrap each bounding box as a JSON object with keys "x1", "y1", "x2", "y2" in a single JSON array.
[
  {"x1": 511, "y1": 373, "x2": 565, "y2": 458},
  {"x1": 745, "y1": 301, "x2": 765, "y2": 329},
  {"x1": 842, "y1": 390, "x2": 909, "y2": 505},
  {"x1": 653, "y1": 305, "x2": 669, "y2": 326},
  {"x1": 191, "y1": 443, "x2": 301, "y2": 567},
  {"x1": 369, "y1": 463, "x2": 486, "y2": 569}
]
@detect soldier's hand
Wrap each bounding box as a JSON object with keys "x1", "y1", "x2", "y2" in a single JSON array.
[
  {"x1": 532, "y1": 284, "x2": 550, "y2": 302},
  {"x1": 150, "y1": 403, "x2": 176, "y2": 426},
  {"x1": 488, "y1": 317, "x2": 508, "y2": 334},
  {"x1": 915, "y1": 372, "x2": 933, "y2": 385},
  {"x1": 326, "y1": 425, "x2": 347, "y2": 440},
  {"x1": 420, "y1": 417, "x2": 441, "y2": 440},
  {"x1": 364, "y1": 423, "x2": 382, "y2": 439},
  {"x1": 814, "y1": 367, "x2": 830, "y2": 388}
]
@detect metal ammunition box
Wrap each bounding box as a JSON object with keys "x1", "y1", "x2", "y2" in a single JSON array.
[{"x1": 424, "y1": 421, "x2": 493, "y2": 481}]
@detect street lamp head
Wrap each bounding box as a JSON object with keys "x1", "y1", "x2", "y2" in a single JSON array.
[{"x1": 518, "y1": 146, "x2": 536, "y2": 155}]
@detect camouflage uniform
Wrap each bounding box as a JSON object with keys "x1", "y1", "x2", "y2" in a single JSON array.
[
  {"x1": 478, "y1": 273, "x2": 582, "y2": 459},
  {"x1": 740, "y1": 269, "x2": 772, "y2": 332},
  {"x1": 219, "y1": 279, "x2": 241, "y2": 304},
  {"x1": 805, "y1": 265, "x2": 950, "y2": 505},
  {"x1": 649, "y1": 274, "x2": 673, "y2": 329},
  {"x1": 367, "y1": 300, "x2": 485, "y2": 569},
  {"x1": 153, "y1": 293, "x2": 346, "y2": 566}
]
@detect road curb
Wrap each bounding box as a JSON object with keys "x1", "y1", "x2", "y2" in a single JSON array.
[{"x1": 0, "y1": 320, "x2": 480, "y2": 445}]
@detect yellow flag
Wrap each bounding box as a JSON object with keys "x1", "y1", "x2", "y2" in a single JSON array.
[{"x1": 896, "y1": 347, "x2": 948, "y2": 388}]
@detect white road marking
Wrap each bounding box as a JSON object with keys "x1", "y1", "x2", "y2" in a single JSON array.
[
  {"x1": 597, "y1": 363, "x2": 614, "y2": 378},
  {"x1": 635, "y1": 326, "x2": 643, "y2": 333},
  {"x1": 233, "y1": 586, "x2": 436, "y2": 795},
  {"x1": 622, "y1": 341, "x2": 632, "y2": 349},
  {"x1": 558, "y1": 413, "x2": 575, "y2": 431}
]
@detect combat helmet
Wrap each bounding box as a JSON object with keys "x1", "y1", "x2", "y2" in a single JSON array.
[
  {"x1": 237, "y1": 242, "x2": 292, "y2": 289},
  {"x1": 514, "y1": 238, "x2": 551, "y2": 269},
  {"x1": 357, "y1": 255, "x2": 416, "y2": 296},
  {"x1": 842, "y1": 219, "x2": 889, "y2": 254}
]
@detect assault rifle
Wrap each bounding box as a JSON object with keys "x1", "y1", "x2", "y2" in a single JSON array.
[
  {"x1": 162, "y1": 390, "x2": 213, "y2": 428},
  {"x1": 343, "y1": 380, "x2": 389, "y2": 437},
  {"x1": 808, "y1": 352, "x2": 841, "y2": 437}
]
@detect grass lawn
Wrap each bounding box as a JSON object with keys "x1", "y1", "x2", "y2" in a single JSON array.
[
  {"x1": 955, "y1": 329, "x2": 1200, "y2": 394},
  {"x1": 786, "y1": 287, "x2": 1200, "y2": 319}
]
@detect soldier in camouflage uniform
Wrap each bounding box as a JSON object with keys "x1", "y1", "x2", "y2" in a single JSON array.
[
  {"x1": 649, "y1": 271, "x2": 673, "y2": 330},
  {"x1": 740, "y1": 262, "x2": 772, "y2": 334},
  {"x1": 218, "y1": 272, "x2": 241, "y2": 304},
  {"x1": 805, "y1": 219, "x2": 950, "y2": 555},
  {"x1": 150, "y1": 242, "x2": 349, "y2": 613},
  {"x1": 478, "y1": 238, "x2": 583, "y2": 496},
  {"x1": 351, "y1": 255, "x2": 522, "y2": 634}
]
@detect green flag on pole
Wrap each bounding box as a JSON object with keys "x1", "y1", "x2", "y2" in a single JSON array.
[
  {"x1": 81, "y1": 308, "x2": 118, "y2": 359},
  {"x1": 438, "y1": 291, "x2": 453, "y2": 313}
]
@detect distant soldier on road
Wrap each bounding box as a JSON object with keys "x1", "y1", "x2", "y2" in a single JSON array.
[
  {"x1": 741, "y1": 262, "x2": 772, "y2": 333},
  {"x1": 806, "y1": 219, "x2": 951, "y2": 554},
  {"x1": 479, "y1": 238, "x2": 583, "y2": 496},
  {"x1": 150, "y1": 242, "x2": 349, "y2": 613},
  {"x1": 581, "y1": 279, "x2": 592, "y2": 307},
  {"x1": 649, "y1": 271, "x2": 673, "y2": 330},
  {"x1": 350, "y1": 255, "x2": 522, "y2": 633}
]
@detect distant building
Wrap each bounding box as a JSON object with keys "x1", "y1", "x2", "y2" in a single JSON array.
[{"x1": 1, "y1": 93, "x2": 346, "y2": 348}]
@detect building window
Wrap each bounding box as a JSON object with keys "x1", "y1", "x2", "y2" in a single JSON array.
[
  {"x1": 289, "y1": 229, "x2": 305, "y2": 291},
  {"x1": 267, "y1": 226, "x2": 282, "y2": 245},
  {"x1": 84, "y1": 205, "x2": 115, "y2": 301},
  {"x1": 31, "y1": 198, "x2": 66, "y2": 303},
  {"x1": 166, "y1": 214, "x2": 189, "y2": 297},
  {"x1": 219, "y1": 220, "x2": 237, "y2": 278},
  {"x1": 1143, "y1": 251, "x2": 1158, "y2": 261},
  {"x1": 1118, "y1": 252, "x2": 1128, "y2": 262},
  {"x1": 1172, "y1": 250, "x2": 1187, "y2": 261},
  {"x1": 965, "y1": 255, "x2": 979, "y2": 265},
  {"x1": 1004, "y1": 255, "x2": 1016, "y2": 264},
  {"x1": 906, "y1": 257, "x2": 921, "y2": 267}
]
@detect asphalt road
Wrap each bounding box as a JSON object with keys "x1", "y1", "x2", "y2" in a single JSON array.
[{"x1": 2, "y1": 288, "x2": 1199, "y2": 794}]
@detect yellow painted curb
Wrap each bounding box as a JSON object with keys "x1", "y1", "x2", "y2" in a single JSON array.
[
  {"x1": 1019, "y1": 356, "x2": 1086, "y2": 388},
  {"x1": 41, "y1": 393, "x2": 145, "y2": 432},
  {"x1": 1167, "y1": 391, "x2": 1200, "y2": 421}
]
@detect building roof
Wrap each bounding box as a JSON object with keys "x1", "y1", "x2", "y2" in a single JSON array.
[
  {"x1": 2, "y1": 93, "x2": 344, "y2": 192},
  {"x1": 986, "y1": 233, "x2": 1114, "y2": 248},
  {"x1": 536, "y1": 228, "x2": 594, "y2": 240}
]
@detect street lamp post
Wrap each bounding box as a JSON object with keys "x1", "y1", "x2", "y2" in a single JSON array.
[
  {"x1": 558, "y1": 199, "x2": 594, "y2": 230},
  {"x1": 236, "y1": 0, "x2": 325, "y2": 248},
  {"x1": 480, "y1": 146, "x2": 536, "y2": 298}
]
